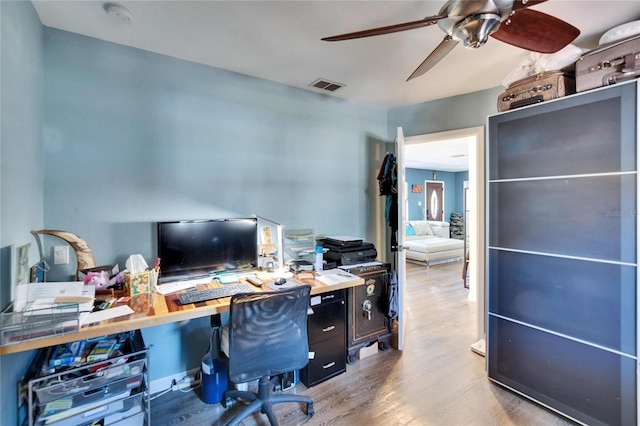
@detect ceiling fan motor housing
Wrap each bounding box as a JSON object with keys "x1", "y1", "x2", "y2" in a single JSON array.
[
  {"x1": 452, "y1": 13, "x2": 502, "y2": 48},
  {"x1": 438, "y1": 0, "x2": 515, "y2": 48}
]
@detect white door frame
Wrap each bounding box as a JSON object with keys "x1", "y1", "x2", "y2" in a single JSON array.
[
  {"x1": 404, "y1": 126, "x2": 486, "y2": 355},
  {"x1": 396, "y1": 128, "x2": 407, "y2": 350}
]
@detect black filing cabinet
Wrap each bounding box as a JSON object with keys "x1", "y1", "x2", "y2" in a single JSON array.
[{"x1": 300, "y1": 289, "x2": 346, "y2": 387}]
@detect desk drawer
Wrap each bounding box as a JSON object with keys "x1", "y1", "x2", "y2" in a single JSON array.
[
  {"x1": 301, "y1": 336, "x2": 346, "y2": 387},
  {"x1": 37, "y1": 373, "x2": 143, "y2": 421},
  {"x1": 33, "y1": 357, "x2": 146, "y2": 404},
  {"x1": 41, "y1": 391, "x2": 144, "y2": 426}
]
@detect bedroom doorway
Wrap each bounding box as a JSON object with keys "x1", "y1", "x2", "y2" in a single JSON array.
[{"x1": 404, "y1": 126, "x2": 486, "y2": 355}]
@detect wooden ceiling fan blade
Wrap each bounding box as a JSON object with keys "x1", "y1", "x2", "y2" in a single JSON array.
[
  {"x1": 511, "y1": 0, "x2": 547, "y2": 11},
  {"x1": 407, "y1": 36, "x2": 458, "y2": 81},
  {"x1": 322, "y1": 14, "x2": 446, "y2": 41},
  {"x1": 491, "y1": 8, "x2": 579, "y2": 53}
]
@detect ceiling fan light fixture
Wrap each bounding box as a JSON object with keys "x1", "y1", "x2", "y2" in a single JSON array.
[{"x1": 452, "y1": 13, "x2": 501, "y2": 49}]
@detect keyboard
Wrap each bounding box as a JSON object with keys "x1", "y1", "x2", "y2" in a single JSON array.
[
  {"x1": 178, "y1": 283, "x2": 254, "y2": 305},
  {"x1": 156, "y1": 277, "x2": 213, "y2": 295}
]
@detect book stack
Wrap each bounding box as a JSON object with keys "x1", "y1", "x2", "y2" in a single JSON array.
[
  {"x1": 86, "y1": 339, "x2": 118, "y2": 362},
  {"x1": 288, "y1": 260, "x2": 314, "y2": 273},
  {"x1": 49, "y1": 341, "x2": 87, "y2": 368}
]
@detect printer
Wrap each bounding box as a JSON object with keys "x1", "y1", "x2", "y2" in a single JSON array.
[{"x1": 321, "y1": 236, "x2": 377, "y2": 266}]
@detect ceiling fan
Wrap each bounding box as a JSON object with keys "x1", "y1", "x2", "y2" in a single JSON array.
[{"x1": 322, "y1": 0, "x2": 580, "y2": 81}]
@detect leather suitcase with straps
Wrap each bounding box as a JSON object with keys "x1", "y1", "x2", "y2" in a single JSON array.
[
  {"x1": 576, "y1": 33, "x2": 640, "y2": 93},
  {"x1": 497, "y1": 70, "x2": 575, "y2": 112}
]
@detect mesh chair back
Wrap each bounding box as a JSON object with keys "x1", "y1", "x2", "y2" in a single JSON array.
[{"x1": 227, "y1": 285, "x2": 312, "y2": 384}]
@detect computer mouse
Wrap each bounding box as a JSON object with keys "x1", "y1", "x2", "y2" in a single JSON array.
[{"x1": 274, "y1": 277, "x2": 287, "y2": 286}]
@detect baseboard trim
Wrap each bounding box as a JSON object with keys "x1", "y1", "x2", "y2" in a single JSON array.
[
  {"x1": 150, "y1": 367, "x2": 200, "y2": 394},
  {"x1": 470, "y1": 339, "x2": 486, "y2": 357}
]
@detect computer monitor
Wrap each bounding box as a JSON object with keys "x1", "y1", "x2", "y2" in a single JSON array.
[{"x1": 157, "y1": 218, "x2": 258, "y2": 283}]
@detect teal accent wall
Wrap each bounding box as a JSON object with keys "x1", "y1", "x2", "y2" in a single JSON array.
[
  {"x1": 405, "y1": 168, "x2": 468, "y2": 221},
  {"x1": 1, "y1": 1, "x2": 44, "y2": 424},
  {"x1": 0, "y1": 4, "x2": 501, "y2": 424}
]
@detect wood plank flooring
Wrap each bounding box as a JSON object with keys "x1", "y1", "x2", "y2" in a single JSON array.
[{"x1": 149, "y1": 262, "x2": 576, "y2": 426}]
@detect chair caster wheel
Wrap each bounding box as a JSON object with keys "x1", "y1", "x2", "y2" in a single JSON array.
[
  {"x1": 222, "y1": 397, "x2": 234, "y2": 409},
  {"x1": 306, "y1": 403, "x2": 315, "y2": 417},
  {"x1": 379, "y1": 341, "x2": 389, "y2": 351},
  {"x1": 347, "y1": 353, "x2": 357, "y2": 364}
]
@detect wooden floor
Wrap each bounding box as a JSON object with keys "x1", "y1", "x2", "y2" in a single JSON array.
[{"x1": 150, "y1": 262, "x2": 576, "y2": 426}]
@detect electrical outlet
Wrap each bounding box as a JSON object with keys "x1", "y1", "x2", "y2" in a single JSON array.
[
  {"x1": 171, "y1": 374, "x2": 200, "y2": 391},
  {"x1": 183, "y1": 374, "x2": 200, "y2": 387},
  {"x1": 53, "y1": 246, "x2": 69, "y2": 265}
]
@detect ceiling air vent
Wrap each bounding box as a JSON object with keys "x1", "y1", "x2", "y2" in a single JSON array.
[{"x1": 309, "y1": 78, "x2": 345, "y2": 92}]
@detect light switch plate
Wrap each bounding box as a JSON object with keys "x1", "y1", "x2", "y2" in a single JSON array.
[{"x1": 54, "y1": 246, "x2": 69, "y2": 265}]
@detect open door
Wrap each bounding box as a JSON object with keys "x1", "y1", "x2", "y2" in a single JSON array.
[{"x1": 395, "y1": 127, "x2": 407, "y2": 350}]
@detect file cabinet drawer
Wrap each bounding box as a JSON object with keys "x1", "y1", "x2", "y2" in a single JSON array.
[
  {"x1": 301, "y1": 336, "x2": 346, "y2": 387},
  {"x1": 308, "y1": 298, "x2": 345, "y2": 344}
]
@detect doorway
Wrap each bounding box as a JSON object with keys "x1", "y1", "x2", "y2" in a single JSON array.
[{"x1": 404, "y1": 126, "x2": 486, "y2": 355}]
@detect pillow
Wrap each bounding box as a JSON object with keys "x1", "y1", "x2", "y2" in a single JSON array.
[
  {"x1": 405, "y1": 223, "x2": 416, "y2": 236},
  {"x1": 599, "y1": 20, "x2": 640, "y2": 45},
  {"x1": 410, "y1": 221, "x2": 434, "y2": 236}
]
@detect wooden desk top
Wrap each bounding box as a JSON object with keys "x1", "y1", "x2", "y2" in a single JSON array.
[{"x1": 0, "y1": 273, "x2": 364, "y2": 355}]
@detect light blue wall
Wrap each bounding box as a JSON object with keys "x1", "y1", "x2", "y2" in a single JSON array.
[
  {"x1": 388, "y1": 87, "x2": 502, "y2": 140},
  {"x1": 42, "y1": 28, "x2": 388, "y2": 280},
  {"x1": 40, "y1": 28, "x2": 388, "y2": 385},
  {"x1": 1, "y1": 1, "x2": 44, "y2": 424}
]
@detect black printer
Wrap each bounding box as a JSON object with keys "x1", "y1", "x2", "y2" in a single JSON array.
[{"x1": 321, "y1": 236, "x2": 377, "y2": 266}]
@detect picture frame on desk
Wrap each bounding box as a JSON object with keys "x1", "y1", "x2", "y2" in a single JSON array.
[
  {"x1": 16, "y1": 243, "x2": 30, "y2": 285},
  {"x1": 5, "y1": 243, "x2": 31, "y2": 303},
  {"x1": 30, "y1": 260, "x2": 48, "y2": 283}
]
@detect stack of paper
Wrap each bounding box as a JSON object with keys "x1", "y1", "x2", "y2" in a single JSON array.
[
  {"x1": 0, "y1": 282, "x2": 96, "y2": 345},
  {"x1": 315, "y1": 269, "x2": 359, "y2": 286},
  {"x1": 15, "y1": 282, "x2": 95, "y2": 313}
]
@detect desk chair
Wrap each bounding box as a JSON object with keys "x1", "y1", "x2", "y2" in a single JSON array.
[{"x1": 221, "y1": 285, "x2": 314, "y2": 426}]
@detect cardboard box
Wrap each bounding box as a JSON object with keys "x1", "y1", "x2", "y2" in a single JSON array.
[{"x1": 358, "y1": 342, "x2": 378, "y2": 360}]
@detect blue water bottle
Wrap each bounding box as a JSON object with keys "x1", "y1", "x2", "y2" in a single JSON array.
[
  {"x1": 201, "y1": 327, "x2": 228, "y2": 404},
  {"x1": 314, "y1": 245, "x2": 324, "y2": 271}
]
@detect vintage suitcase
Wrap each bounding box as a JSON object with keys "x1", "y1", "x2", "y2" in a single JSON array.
[
  {"x1": 576, "y1": 33, "x2": 640, "y2": 92},
  {"x1": 497, "y1": 70, "x2": 575, "y2": 112}
]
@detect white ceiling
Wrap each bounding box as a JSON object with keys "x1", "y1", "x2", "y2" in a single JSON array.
[
  {"x1": 31, "y1": 0, "x2": 640, "y2": 109},
  {"x1": 30, "y1": 1, "x2": 640, "y2": 171},
  {"x1": 405, "y1": 136, "x2": 473, "y2": 171}
]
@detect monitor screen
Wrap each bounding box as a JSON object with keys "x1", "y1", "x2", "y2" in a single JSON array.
[{"x1": 157, "y1": 218, "x2": 258, "y2": 282}]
